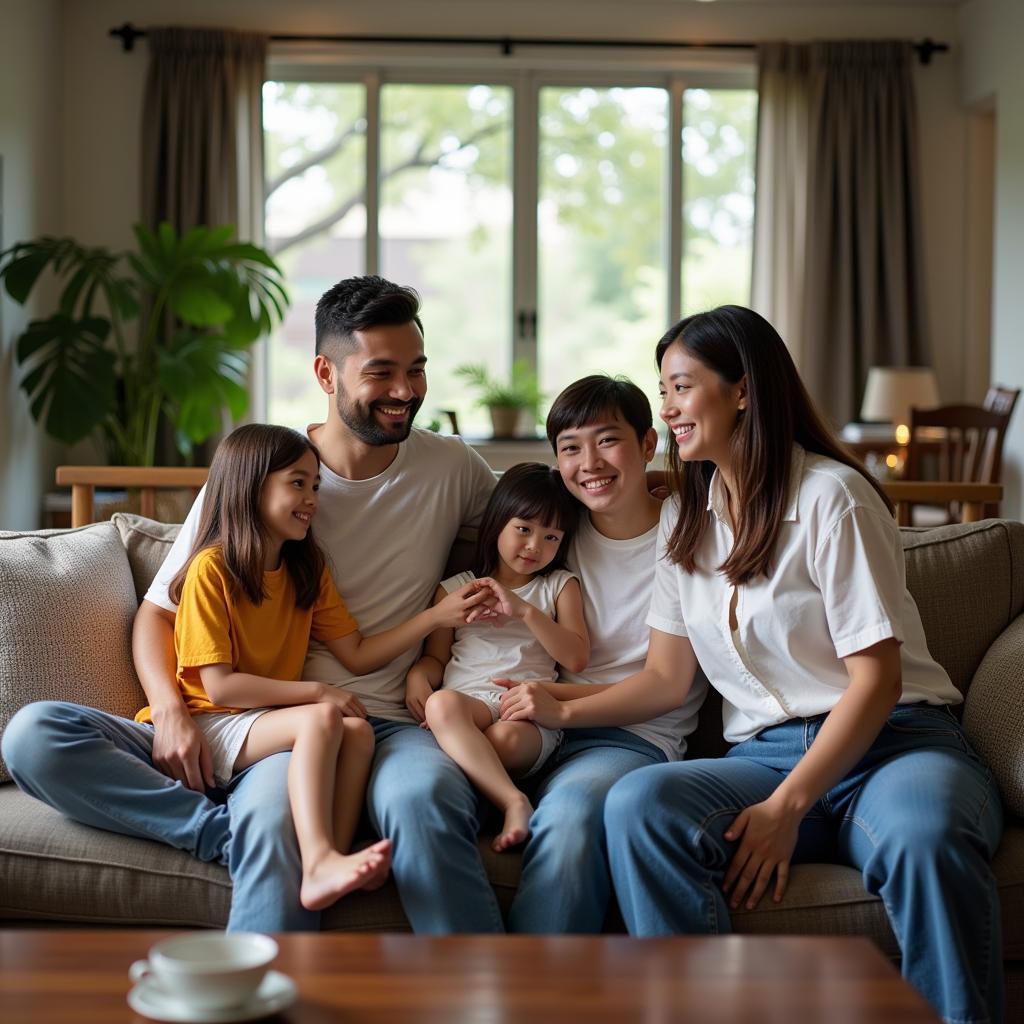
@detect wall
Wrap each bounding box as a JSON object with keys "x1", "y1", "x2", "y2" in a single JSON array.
[
  {"x1": 960, "y1": 0, "x2": 1024, "y2": 518},
  {"x1": 0, "y1": 0, "x2": 62, "y2": 529},
  {"x1": 0, "y1": 0, "x2": 981, "y2": 524}
]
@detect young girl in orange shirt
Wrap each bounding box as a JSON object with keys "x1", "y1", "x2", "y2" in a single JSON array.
[{"x1": 138, "y1": 424, "x2": 489, "y2": 911}]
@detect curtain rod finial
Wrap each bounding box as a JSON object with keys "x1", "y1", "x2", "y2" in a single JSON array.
[{"x1": 109, "y1": 22, "x2": 145, "y2": 53}]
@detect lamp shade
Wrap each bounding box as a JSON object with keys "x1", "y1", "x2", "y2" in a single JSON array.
[{"x1": 860, "y1": 367, "x2": 940, "y2": 428}]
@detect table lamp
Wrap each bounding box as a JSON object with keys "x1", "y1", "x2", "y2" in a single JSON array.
[{"x1": 860, "y1": 367, "x2": 940, "y2": 445}]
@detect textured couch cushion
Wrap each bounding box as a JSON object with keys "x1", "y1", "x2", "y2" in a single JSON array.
[
  {"x1": 964, "y1": 613, "x2": 1024, "y2": 816},
  {"x1": 112, "y1": 513, "x2": 181, "y2": 603},
  {"x1": 0, "y1": 523, "x2": 143, "y2": 782},
  {"x1": 901, "y1": 520, "x2": 1024, "y2": 695}
]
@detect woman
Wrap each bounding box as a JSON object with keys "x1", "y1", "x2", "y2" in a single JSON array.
[{"x1": 499, "y1": 306, "x2": 1003, "y2": 1024}]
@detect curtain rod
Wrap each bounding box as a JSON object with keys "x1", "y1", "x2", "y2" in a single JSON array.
[{"x1": 108, "y1": 22, "x2": 949, "y2": 65}]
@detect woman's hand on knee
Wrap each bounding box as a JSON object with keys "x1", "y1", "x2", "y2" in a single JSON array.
[{"x1": 722, "y1": 797, "x2": 802, "y2": 911}]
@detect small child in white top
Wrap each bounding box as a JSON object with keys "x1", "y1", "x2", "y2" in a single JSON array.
[{"x1": 405, "y1": 463, "x2": 589, "y2": 852}]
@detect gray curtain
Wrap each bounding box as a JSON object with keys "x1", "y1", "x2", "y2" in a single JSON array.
[
  {"x1": 755, "y1": 41, "x2": 929, "y2": 427},
  {"x1": 141, "y1": 27, "x2": 267, "y2": 237}
]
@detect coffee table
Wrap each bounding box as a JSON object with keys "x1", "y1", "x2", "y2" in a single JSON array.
[{"x1": 0, "y1": 929, "x2": 939, "y2": 1023}]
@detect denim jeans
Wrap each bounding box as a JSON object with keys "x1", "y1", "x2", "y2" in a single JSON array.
[
  {"x1": 508, "y1": 727, "x2": 665, "y2": 933},
  {"x1": 604, "y1": 705, "x2": 1004, "y2": 1024},
  {"x1": 2, "y1": 700, "x2": 315, "y2": 931},
  {"x1": 366, "y1": 717, "x2": 504, "y2": 933}
]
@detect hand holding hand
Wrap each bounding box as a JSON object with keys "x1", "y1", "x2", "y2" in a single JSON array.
[
  {"x1": 496, "y1": 678, "x2": 565, "y2": 729},
  {"x1": 721, "y1": 795, "x2": 803, "y2": 911},
  {"x1": 432, "y1": 579, "x2": 499, "y2": 629},
  {"x1": 151, "y1": 708, "x2": 215, "y2": 792},
  {"x1": 316, "y1": 684, "x2": 367, "y2": 718},
  {"x1": 405, "y1": 673, "x2": 434, "y2": 724},
  {"x1": 475, "y1": 578, "x2": 530, "y2": 621}
]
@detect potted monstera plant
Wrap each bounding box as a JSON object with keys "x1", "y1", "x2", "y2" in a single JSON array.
[
  {"x1": 454, "y1": 360, "x2": 542, "y2": 438},
  {"x1": 0, "y1": 223, "x2": 288, "y2": 465}
]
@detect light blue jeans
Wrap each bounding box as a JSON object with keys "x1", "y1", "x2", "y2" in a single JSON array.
[
  {"x1": 508, "y1": 727, "x2": 665, "y2": 933},
  {"x1": 604, "y1": 705, "x2": 1004, "y2": 1024},
  {"x1": 366, "y1": 717, "x2": 504, "y2": 933},
  {"x1": 2, "y1": 700, "x2": 313, "y2": 931}
]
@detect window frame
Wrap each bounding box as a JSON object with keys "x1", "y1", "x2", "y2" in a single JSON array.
[{"x1": 262, "y1": 46, "x2": 756, "y2": 420}]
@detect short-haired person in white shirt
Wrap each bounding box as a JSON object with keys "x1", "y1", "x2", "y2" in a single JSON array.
[
  {"x1": 500, "y1": 307, "x2": 1003, "y2": 1023},
  {"x1": 497, "y1": 376, "x2": 707, "y2": 934}
]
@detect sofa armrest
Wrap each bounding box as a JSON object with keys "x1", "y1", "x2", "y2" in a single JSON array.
[{"x1": 962, "y1": 611, "x2": 1024, "y2": 817}]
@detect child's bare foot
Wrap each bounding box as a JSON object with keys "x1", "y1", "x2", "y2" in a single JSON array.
[
  {"x1": 358, "y1": 839, "x2": 393, "y2": 891},
  {"x1": 300, "y1": 839, "x2": 392, "y2": 910},
  {"x1": 492, "y1": 794, "x2": 533, "y2": 852}
]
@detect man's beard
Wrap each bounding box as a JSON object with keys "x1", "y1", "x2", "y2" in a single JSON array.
[{"x1": 335, "y1": 388, "x2": 422, "y2": 446}]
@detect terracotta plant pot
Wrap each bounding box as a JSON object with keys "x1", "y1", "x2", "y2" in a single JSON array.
[{"x1": 489, "y1": 406, "x2": 521, "y2": 438}]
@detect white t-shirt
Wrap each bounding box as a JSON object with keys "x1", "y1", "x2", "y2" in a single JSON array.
[
  {"x1": 439, "y1": 569, "x2": 577, "y2": 699},
  {"x1": 561, "y1": 514, "x2": 706, "y2": 761},
  {"x1": 647, "y1": 446, "x2": 962, "y2": 744},
  {"x1": 146, "y1": 428, "x2": 496, "y2": 721}
]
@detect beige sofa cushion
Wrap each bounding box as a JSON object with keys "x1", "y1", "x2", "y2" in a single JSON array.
[
  {"x1": 112, "y1": 513, "x2": 181, "y2": 603},
  {"x1": 0, "y1": 523, "x2": 143, "y2": 782},
  {"x1": 901, "y1": 520, "x2": 1024, "y2": 694}
]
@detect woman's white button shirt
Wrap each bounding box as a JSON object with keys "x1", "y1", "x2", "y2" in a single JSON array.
[{"x1": 647, "y1": 446, "x2": 961, "y2": 744}]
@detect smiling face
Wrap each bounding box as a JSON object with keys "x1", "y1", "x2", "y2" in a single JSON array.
[
  {"x1": 331, "y1": 322, "x2": 427, "y2": 445},
  {"x1": 495, "y1": 517, "x2": 566, "y2": 584},
  {"x1": 554, "y1": 411, "x2": 657, "y2": 518},
  {"x1": 658, "y1": 341, "x2": 746, "y2": 469},
  {"x1": 258, "y1": 449, "x2": 321, "y2": 553}
]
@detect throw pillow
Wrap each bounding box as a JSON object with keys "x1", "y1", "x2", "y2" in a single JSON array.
[{"x1": 0, "y1": 522, "x2": 143, "y2": 782}]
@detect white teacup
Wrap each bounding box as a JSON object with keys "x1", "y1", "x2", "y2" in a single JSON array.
[{"x1": 129, "y1": 932, "x2": 278, "y2": 1011}]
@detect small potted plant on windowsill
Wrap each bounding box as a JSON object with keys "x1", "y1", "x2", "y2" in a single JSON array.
[{"x1": 454, "y1": 360, "x2": 542, "y2": 439}]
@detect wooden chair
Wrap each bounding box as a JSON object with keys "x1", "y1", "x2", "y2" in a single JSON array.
[
  {"x1": 56, "y1": 467, "x2": 209, "y2": 528},
  {"x1": 983, "y1": 383, "x2": 1020, "y2": 418},
  {"x1": 904, "y1": 404, "x2": 1012, "y2": 522}
]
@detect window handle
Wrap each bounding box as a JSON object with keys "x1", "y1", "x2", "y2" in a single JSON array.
[{"x1": 517, "y1": 310, "x2": 537, "y2": 340}]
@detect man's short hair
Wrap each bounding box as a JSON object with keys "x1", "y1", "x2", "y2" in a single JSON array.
[
  {"x1": 314, "y1": 275, "x2": 424, "y2": 360},
  {"x1": 546, "y1": 374, "x2": 653, "y2": 450}
]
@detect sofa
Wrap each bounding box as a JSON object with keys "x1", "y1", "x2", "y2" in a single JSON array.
[{"x1": 1, "y1": 513, "x2": 1023, "y2": 1012}]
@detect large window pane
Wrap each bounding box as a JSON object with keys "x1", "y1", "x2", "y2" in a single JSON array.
[
  {"x1": 380, "y1": 84, "x2": 513, "y2": 437},
  {"x1": 538, "y1": 86, "x2": 669, "y2": 400},
  {"x1": 264, "y1": 82, "x2": 366, "y2": 427},
  {"x1": 681, "y1": 89, "x2": 757, "y2": 315}
]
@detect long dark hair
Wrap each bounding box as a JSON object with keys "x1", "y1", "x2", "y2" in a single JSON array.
[
  {"x1": 169, "y1": 424, "x2": 327, "y2": 609},
  {"x1": 656, "y1": 305, "x2": 892, "y2": 584},
  {"x1": 474, "y1": 462, "x2": 579, "y2": 578}
]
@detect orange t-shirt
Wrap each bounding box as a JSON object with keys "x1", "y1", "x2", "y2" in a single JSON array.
[{"x1": 135, "y1": 546, "x2": 359, "y2": 722}]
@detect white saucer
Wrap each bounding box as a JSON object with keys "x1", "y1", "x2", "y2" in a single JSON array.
[{"x1": 127, "y1": 970, "x2": 297, "y2": 1022}]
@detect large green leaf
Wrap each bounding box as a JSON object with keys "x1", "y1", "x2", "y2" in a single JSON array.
[
  {"x1": 167, "y1": 270, "x2": 235, "y2": 326},
  {"x1": 15, "y1": 315, "x2": 116, "y2": 444},
  {"x1": 1, "y1": 250, "x2": 51, "y2": 303}
]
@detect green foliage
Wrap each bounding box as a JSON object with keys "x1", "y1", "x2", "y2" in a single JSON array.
[
  {"x1": 0, "y1": 224, "x2": 289, "y2": 465},
  {"x1": 454, "y1": 360, "x2": 542, "y2": 411}
]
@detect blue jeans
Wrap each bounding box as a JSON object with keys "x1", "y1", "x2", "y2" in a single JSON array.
[
  {"x1": 1, "y1": 701, "x2": 314, "y2": 931},
  {"x1": 508, "y1": 728, "x2": 665, "y2": 933},
  {"x1": 366, "y1": 717, "x2": 504, "y2": 933},
  {"x1": 604, "y1": 706, "x2": 1004, "y2": 1024}
]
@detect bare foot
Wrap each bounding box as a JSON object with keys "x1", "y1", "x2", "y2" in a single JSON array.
[
  {"x1": 358, "y1": 839, "x2": 393, "y2": 891},
  {"x1": 300, "y1": 839, "x2": 393, "y2": 911},
  {"x1": 492, "y1": 795, "x2": 533, "y2": 853}
]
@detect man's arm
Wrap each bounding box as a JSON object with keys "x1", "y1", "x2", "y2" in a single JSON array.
[{"x1": 133, "y1": 599, "x2": 214, "y2": 792}]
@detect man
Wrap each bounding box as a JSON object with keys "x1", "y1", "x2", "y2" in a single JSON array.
[
  {"x1": 498, "y1": 375, "x2": 708, "y2": 932},
  {"x1": 3, "y1": 275, "x2": 501, "y2": 931}
]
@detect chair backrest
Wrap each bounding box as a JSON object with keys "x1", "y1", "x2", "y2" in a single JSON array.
[
  {"x1": 983, "y1": 384, "x2": 1020, "y2": 418},
  {"x1": 906, "y1": 404, "x2": 1011, "y2": 490}
]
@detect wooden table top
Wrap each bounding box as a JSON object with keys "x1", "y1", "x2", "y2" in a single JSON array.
[{"x1": 0, "y1": 929, "x2": 940, "y2": 1023}]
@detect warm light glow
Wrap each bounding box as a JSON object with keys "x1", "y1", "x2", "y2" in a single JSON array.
[
  {"x1": 885, "y1": 454, "x2": 899, "y2": 470},
  {"x1": 894, "y1": 424, "x2": 910, "y2": 446}
]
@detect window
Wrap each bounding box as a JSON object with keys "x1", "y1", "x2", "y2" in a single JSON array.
[{"x1": 263, "y1": 55, "x2": 756, "y2": 433}]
